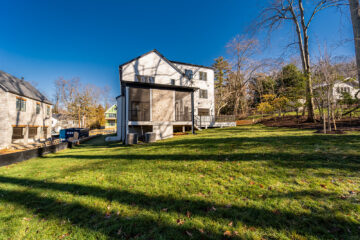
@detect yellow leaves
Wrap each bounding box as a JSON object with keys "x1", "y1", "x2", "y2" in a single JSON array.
[{"x1": 224, "y1": 230, "x2": 232, "y2": 236}]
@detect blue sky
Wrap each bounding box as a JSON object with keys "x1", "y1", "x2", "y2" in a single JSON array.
[{"x1": 0, "y1": 0, "x2": 355, "y2": 100}]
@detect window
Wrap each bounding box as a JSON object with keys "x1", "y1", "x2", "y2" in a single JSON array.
[
  {"x1": 171, "y1": 79, "x2": 175, "y2": 85},
  {"x1": 198, "y1": 108, "x2": 210, "y2": 116},
  {"x1": 136, "y1": 75, "x2": 155, "y2": 83},
  {"x1": 43, "y1": 127, "x2": 48, "y2": 139},
  {"x1": 199, "y1": 71, "x2": 207, "y2": 81},
  {"x1": 28, "y1": 127, "x2": 38, "y2": 138},
  {"x1": 12, "y1": 127, "x2": 24, "y2": 139},
  {"x1": 199, "y1": 89, "x2": 208, "y2": 99},
  {"x1": 185, "y1": 69, "x2": 193, "y2": 79},
  {"x1": 16, "y1": 98, "x2": 26, "y2": 112},
  {"x1": 108, "y1": 120, "x2": 116, "y2": 126},
  {"x1": 36, "y1": 103, "x2": 40, "y2": 114},
  {"x1": 106, "y1": 113, "x2": 116, "y2": 118},
  {"x1": 47, "y1": 106, "x2": 51, "y2": 116}
]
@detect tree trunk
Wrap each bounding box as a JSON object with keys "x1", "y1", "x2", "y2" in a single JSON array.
[
  {"x1": 290, "y1": 0, "x2": 315, "y2": 122},
  {"x1": 349, "y1": 0, "x2": 360, "y2": 88}
]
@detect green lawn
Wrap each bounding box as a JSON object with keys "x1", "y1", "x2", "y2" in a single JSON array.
[{"x1": 0, "y1": 125, "x2": 360, "y2": 240}]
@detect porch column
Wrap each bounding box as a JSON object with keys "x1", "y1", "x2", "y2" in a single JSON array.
[
  {"x1": 124, "y1": 86, "x2": 129, "y2": 144},
  {"x1": 191, "y1": 91, "x2": 195, "y2": 135}
]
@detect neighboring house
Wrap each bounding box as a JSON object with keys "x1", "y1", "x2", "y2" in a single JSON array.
[
  {"x1": 115, "y1": 49, "x2": 216, "y2": 142},
  {"x1": 0, "y1": 70, "x2": 52, "y2": 149},
  {"x1": 105, "y1": 104, "x2": 117, "y2": 129},
  {"x1": 314, "y1": 80, "x2": 359, "y2": 101},
  {"x1": 52, "y1": 113, "x2": 78, "y2": 133}
]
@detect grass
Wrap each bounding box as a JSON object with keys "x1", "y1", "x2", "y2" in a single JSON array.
[{"x1": 0, "y1": 125, "x2": 360, "y2": 239}]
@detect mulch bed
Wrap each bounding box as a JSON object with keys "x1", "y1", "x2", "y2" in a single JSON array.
[{"x1": 260, "y1": 116, "x2": 360, "y2": 132}]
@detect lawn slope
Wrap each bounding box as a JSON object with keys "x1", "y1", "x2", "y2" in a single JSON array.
[{"x1": 0, "y1": 125, "x2": 359, "y2": 239}]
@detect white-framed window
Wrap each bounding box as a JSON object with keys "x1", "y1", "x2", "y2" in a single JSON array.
[
  {"x1": 171, "y1": 79, "x2": 175, "y2": 85},
  {"x1": 199, "y1": 71, "x2": 207, "y2": 81},
  {"x1": 199, "y1": 89, "x2": 208, "y2": 99},
  {"x1": 136, "y1": 75, "x2": 155, "y2": 83},
  {"x1": 16, "y1": 98, "x2": 26, "y2": 112},
  {"x1": 47, "y1": 106, "x2": 51, "y2": 116}
]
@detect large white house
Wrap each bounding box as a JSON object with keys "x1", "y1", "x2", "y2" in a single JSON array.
[{"x1": 115, "y1": 49, "x2": 216, "y2": 142}]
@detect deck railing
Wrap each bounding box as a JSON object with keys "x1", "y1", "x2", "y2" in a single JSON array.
[{"x1": 129, "y1": 110, "x2": 150, "y2": 121}]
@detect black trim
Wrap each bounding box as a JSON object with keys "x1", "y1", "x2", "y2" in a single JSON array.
[
  {"x1": 121, "y1": 80, "x2": 198, "y2": 92},
  {"x1": 170, "y1": 60, "x2": 214, "y2": 70}
]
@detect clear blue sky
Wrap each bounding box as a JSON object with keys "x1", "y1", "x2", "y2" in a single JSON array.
[{"x1": 0, "y1": 0, "x2": 355, "y2": 100}]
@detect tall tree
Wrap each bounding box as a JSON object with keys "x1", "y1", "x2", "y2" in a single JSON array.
[
  {"x1": 349, "y1": 0, "x2": 360, "y2": 87},
  {"x1": 213, "y1": 57, "x2": 231, "y2": 115},
  {"x1": 257, "y1": 0, "x2": 347, "y2": 121}
]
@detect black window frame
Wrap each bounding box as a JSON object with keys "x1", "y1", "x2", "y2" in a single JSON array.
[
  {"x1": 136, "y1": 75, "x2": 155, "y2": 83},
  {"x1": 199, "y1": 89, "x2": 208, "y2": 99},
  {"x1": 170, "y1": 79, "x2": 175, "y2": 85},
  {"x1": 36, "y1": 103, "x2": 40, "y2": 114},
  {"x1": 199, "y1": 71, "x2": 207, "y2": 81},
  {"x1": 185, "y1": 69, "x2": 193, "y2": 79}
]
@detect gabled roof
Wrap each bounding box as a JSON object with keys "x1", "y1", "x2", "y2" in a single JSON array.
[
  {"x1": 0, "y1": 70, "x2": 52, "y2": 104},
  {"x1": 105, "y1": 104, "x2": 117, "y2": 113},
  {"x1": 119, "y1": 49, "x2": 186, "y2": 79}
]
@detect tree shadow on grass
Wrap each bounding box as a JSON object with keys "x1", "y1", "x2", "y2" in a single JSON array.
[
  {"x1": 50, "y1": 151, "x2": 360, "y2": 173},
  {"x1": 0, "y1": 176, "x2": 358, "y2": 239}
]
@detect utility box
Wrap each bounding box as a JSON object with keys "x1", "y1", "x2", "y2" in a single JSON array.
[
  {"x1": 127, "y1": 133, "x2": 138, "y2": 145},
  {"x1": 145, "y1": 132, "x2": 156, "y2": 143}
]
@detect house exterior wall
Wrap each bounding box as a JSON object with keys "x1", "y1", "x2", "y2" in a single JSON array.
[
  {"x1": 0, "y1": 91, "x2": 52, "y2": 149},
  {"x1": 122, "y1": 52, "x2": 184, "y2": 85},
  {"x1": 105, "y1": 104, "x2": 117, "y2": 129},
  {"x1": 332, "y1": 82, "x2": 358, "y2": 100},
  {"x1": 172, "y1": 63, "x2": 215, "y2": 117},
  {"x1": 0, "y1": 88, "x2": 12, "y2": 149}
]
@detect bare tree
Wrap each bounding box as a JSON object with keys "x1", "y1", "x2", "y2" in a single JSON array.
[
  {"x1": 257, "y1": 0, "x2": 347, "y2": 121},
  {"x1": 349, "y1": 0, "x2": 360, "y2": 87},
  {"x1": 226, "y1": 35, "x2": 259, "y2": 116}
]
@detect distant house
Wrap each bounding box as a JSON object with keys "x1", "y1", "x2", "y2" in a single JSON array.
[
  {"x1": 115, "y1": 49, "x2": 217, "y2": 142},
  {"x1": 105, "y1": 104, "x2": 117, "y2": 129},
  {"x1": 0, "y1": 70, "x2": 52, "y2": 149},
  {"x1": 52, "y1": 113, "x2": 77, "y2": 133},
  {"x1": 314, "y1": 79, "x2": 359, "y2": 101}
]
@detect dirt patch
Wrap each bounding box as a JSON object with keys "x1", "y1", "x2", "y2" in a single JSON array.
[
  {"x1": 260, "y1": 116, "x2": 360, "y2": 131},
  {"x1": 236, "y1": 120, "x2": 256, "y2": 126}
]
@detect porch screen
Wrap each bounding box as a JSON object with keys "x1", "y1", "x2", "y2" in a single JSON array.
[{"x1": 129, "y1": 88, "x2": 150, "y2": 121}]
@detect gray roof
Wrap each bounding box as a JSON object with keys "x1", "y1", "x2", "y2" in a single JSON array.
[{"x1": 0, "y1": 70, "x2": 52, "y2": 104}]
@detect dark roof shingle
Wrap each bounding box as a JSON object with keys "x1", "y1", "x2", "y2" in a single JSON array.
[{"x1": 0, "y1": 70, "x2": 52, "y2": 104}]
